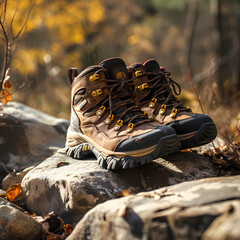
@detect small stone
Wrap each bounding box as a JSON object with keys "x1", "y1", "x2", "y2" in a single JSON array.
[{"x1": 0, "y1": 198, "x2": 44, "y2": 240}]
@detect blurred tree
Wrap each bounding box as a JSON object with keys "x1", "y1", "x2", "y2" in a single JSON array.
[{"x1": 1, "y1": 0, "x2": 239, "y2": 117}]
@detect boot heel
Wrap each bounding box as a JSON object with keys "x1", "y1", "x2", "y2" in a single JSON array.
[{"x1": 65, "y1": 143, "x2": 93, "y2": 159}]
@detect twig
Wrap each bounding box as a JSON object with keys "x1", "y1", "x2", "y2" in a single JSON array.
[
  {"x1": 196, "y1": 58, "x2": 215, "y2": 112},
  {"x1": 0, "y1": 161, "x2": 10, "y2": 174},
  {"x1": 0, "y1": 0, "x2": 36, "y2": 94},
  {"x1": 0, "y1": 19, "x2": 9, "y2": 90},
  {"x1": 13, "y1": 0, "x2": 36, "y2": 40},
  {"x1": 188, "y1": 68, "x2": 204, "y2": 113},
  {"x1": 1, "y1": 0, "x2": 7, "y2": 24}
]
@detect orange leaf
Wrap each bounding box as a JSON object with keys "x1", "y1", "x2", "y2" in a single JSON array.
[
  {"x1": 64, "y1": 224, "x2": 74, "y2": 236},
  {"x1": 3, "y1": 76, "x2": 12, "y2": 89},
  {"x1": 122, "y1": 189, "x2": 130, "y2": 196},
  {"x1": 181, "y1": 149, "x2": 191, "y2": 152},
  {"x1": 6, "y1": 183, "x2": 22, "y2": 202},
  {"x1": 1, "y1": 89, "x2": 12, "y2": 104}
]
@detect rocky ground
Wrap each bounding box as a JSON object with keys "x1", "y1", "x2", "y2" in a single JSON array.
[{"x1": 0, "y1": 102, "x2": 240, "y2": 240}]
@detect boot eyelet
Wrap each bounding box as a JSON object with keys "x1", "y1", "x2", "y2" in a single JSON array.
[
  {"x1": 170, "y1": 108, "x2": 178, "y2": 118},
  {"x1": 160, "y1": 104, "x2": 167, "y2": 115},
  {"x1": 92, "y1": 89, "x2": 103, "y2": 97},
  {"x1": 137, "y1": 83, "x2": 148, "y2": 91},
  {"x1": 114, "y1": 120, "x2": 123, "y2": 131},
  {"x1": 126, "y1": 123, "x2": 134, "y2": 133},
  {"x1": 89, "y1": 74, "x2": 100, "y2": 81},
  {"x1": 148, "y1": 115, "x2": 155, "y2": 120},
  {"x1": 149, "y1": 98, "x2": 157, "y2": 108},
  {"x1": 105, "y1": 114, "x2": 114, "y2": 125},
  {"x1": 96, "y1": 106, "x2": 106, "y2": 117},
  {"x1": 135, "y1": 70, "x2": 143, "y2": 77}
]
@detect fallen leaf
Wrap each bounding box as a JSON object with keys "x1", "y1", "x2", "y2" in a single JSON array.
[
  {"x1": 122, "y1": 189, "x2": 130, "y2": 196},
  {"x1": 64, "y1": 224, "x2": 74, "y2": 236},
  {"x1": 3, "y1": 76, "x2": 12, "y2": 89},
  {"x1": 214, "y1": 147, "x2": 221, "y2": 153},
  {"x1": 1, "y1": 89, "x2": 12, "y2": 104},
  {"x1": 181, "y1": 149, "x2": 191, "y2": 152},
  {"x1": 6, "y1": 183, "x2": 22, "y2": 201},
  {"x1": 57, "y1": 162, "x2": 69, "y2": 168}
]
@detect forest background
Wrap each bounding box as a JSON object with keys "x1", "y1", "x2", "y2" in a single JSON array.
[{"x1": 0, "y1": 0, "x2": 239, "y2": 141}]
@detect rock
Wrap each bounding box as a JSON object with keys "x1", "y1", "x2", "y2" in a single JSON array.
[
  {"x1": 0, "y1": 189, "x2": 6, "y2": 195},
  {"x1": 0, "y1": 101, "x2": 69, "y2": 170},
  {"x1": 193, "y1": 137, "x2": 226, "y2": 152},
  {"x1": 0, "y1": 163, "x2": 11, "y2": 188},
  {"x1": 22, "y1": 149, "x2": 216, "y2": 224},
  {"x1": 2, "y1": 166, "x2": 34, "y2": 190},
  {"x1": 0, "y1": 198, "x2": 45, "y2": 240},
  {"x1": 67, "y1": 176, "x2": 240, "y2": 240}
]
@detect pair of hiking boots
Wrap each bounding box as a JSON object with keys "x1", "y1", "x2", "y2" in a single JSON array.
[{"x1": 65, "y1": 58, "x2": 217, "y2": 170}]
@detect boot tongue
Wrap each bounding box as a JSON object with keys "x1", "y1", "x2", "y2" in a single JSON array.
[
  {"x1": 143, "y1": 59, "x2": 160, "y2": 73},
  {"x1": 100, "y1": 58, "x2": 143, "y2": 123},
  {"x1": 100, "y1": 58, "x2": 128, "y2": 81}
]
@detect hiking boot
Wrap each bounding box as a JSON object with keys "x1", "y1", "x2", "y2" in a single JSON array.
[
  {"x1": 128, "y1": 59, "x2": 217, "y2": 149},
  {"x1": 65, "y1": 58, "x2": 180, "y2": 170}
]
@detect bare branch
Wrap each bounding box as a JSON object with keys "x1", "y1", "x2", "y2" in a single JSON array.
[
  {"x1": 196, "y1": 58, "x2": 215, "y2": 112},
  {"x1": 0, "y1": 161, "x2": 10, "y2": 174},
  {"x1": 0, "y1": 19, "x2": 9, "y2": 91},
  {"x1": 0, "y1": 0, "x2": 35, "y2": 93},
  {"x1": 1, "y1": 0, "x2": 7, "y2": 24},
  {"x1": 13, "y1": 0, "x2": 36, "y2": 40},
  {"x1": 188, "y1": 68, "x2": 204, "y2": 113},
  {"x1": 10, "y1": 4, "x2": 19, "y2": 39}
]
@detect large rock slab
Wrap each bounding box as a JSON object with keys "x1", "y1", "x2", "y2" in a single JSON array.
[
  {"x1": 67, "y1": 176, "x2": 240, "y2": 240},
  {"x1": 22, "y1": 150, "x2": 216, "y2": 224},
  {"x1": 0, "y1": 101, "x2": 69, "y2": 170},
  {"x1": 0, "y1": 198, "x2": 44, "y2": 240}
]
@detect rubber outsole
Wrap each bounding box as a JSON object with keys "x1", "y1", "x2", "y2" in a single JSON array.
[
  {"x1": 179, "y1": 122, "x2": 217, "y2": 149},
  {"x1": 65, "y1": 134, "x2": 180, "y2": 170}
]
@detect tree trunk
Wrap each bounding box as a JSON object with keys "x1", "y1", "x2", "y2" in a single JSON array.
[
  {"x1": 211, "y1": 0, "x2": 225, "y2": 102},
  {"x1": 183, "y1": 0, "x2": 198, "y2": 74}
]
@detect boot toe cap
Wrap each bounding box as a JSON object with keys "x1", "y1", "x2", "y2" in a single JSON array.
[{"x1": 167, "y1": 114, "x2": 215, "y2": 135}]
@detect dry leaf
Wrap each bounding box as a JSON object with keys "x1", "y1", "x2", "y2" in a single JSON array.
[
  {"x1": 3, "y1": 76, "x2": 12, "y2": 89},
  {"x1": 122, "y1": 189, "x2": 130, "y2": 196},
  {"x1": 64, "y1": 224, "x2": 74, "y2": 236},
  {"x1": 57, "y1": 162, "x2": 69, "y2": 168},
  {"x1": 181, "y1": 149, "x2": 191, "y2": 152},
  {"x1": 6, "y1": 183, "x2": 22, "y2": 202},
  {"x1": 1, "y1": 89, "x2": 12, "y2": 104}
]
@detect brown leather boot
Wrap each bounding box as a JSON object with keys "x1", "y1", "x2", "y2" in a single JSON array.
[
  {"x1": 65, "y1": 58, "x2": 180, "y2": 170},
  {"x1": 128, "y1": 59, "x2": 217, "y2": 150}
]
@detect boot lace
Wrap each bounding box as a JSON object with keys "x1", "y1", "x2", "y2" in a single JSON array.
[
  {"x1": 92, "y1": 69, "x2": 151, "y2": 132},
  {"x1": 137, "y1": 69, "x2": 190, "y2": 117}
]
